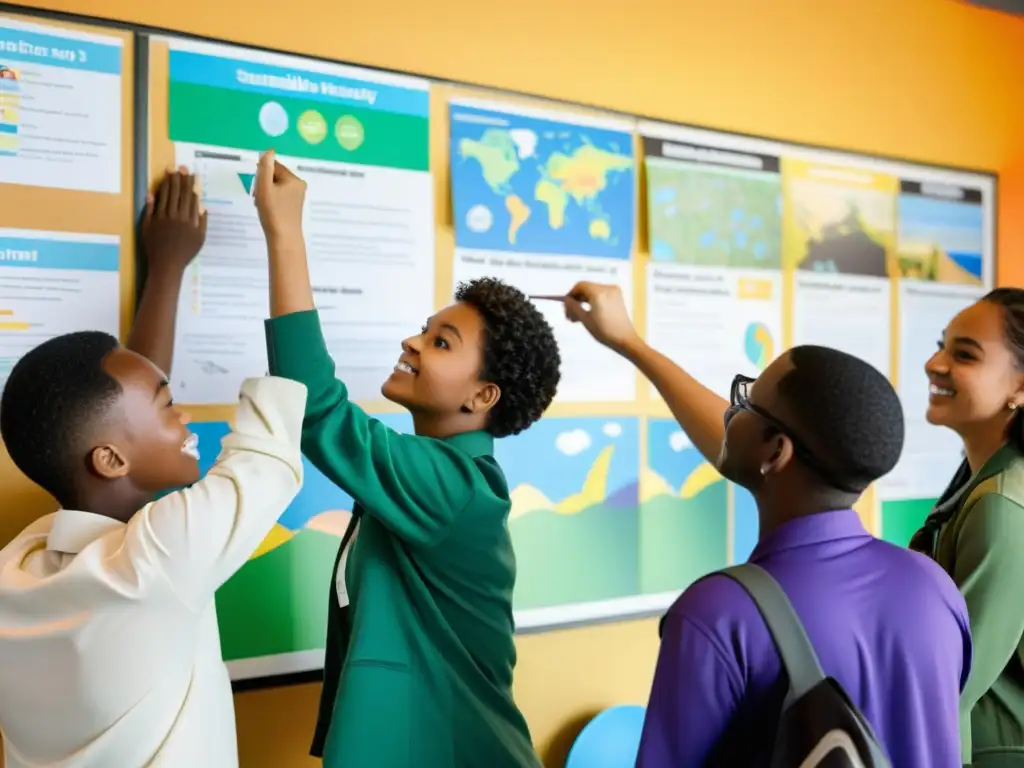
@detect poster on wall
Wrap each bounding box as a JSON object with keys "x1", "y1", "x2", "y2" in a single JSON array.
[
  {"x1": 0, "y1": 229, "x2": 120, "y2": 390},
  {"x1": 784, "y1": 157, "x2": 896, "y2": 378},
  {"x1": 639, "y1": 122, "x2": 785, "y2": 402},
  {"x1": 878, "y1": 174, "x2": 992, "y2": 544},
  {"x1": 0, "y1": 16, "x2": 123, "y2": 193},
  {"x1": 632, "y1": 122, "x2": 996, "y2": 584},
  {"x1": 448, "y1": 98, "x2": 638, "y2": 404},
  {"x1": 145, "y1": 35, "x2": 437, "y2": 683},
  {"x1": 133, "y1": 31, "x2": 997, "y2": 677},
  {"x1": 155, "y1": 37, "x2": 435, "y2": 406},
  {"x1": 193, "y1": 414, "x2": 413, "y2": 681},
  {"x1": 501, "y1": 416, "x2": 644, "y2": 628}
]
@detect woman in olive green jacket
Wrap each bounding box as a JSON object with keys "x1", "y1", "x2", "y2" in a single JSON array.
[{"x1": 911, "y1": 288, "x2": 1024, "y2": 767}]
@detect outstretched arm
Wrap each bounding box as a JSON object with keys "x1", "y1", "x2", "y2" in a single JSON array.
[
  {"x1": 122, "y1": 377, "x2": 306, "y2": 610},
  {"x1": 254, "y1": 152, "x2": 474, "y2": 546},
  {"x1": 127, "y1": 168, "x2": 207, "y2": 374},
  {"x1": 564, "y1": 281, "x2": 728, "y2": 463}
]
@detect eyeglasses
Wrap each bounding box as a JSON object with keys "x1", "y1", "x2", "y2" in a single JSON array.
[{"x1": 725, "y1": 374, "x2": 861, "y2": 494}]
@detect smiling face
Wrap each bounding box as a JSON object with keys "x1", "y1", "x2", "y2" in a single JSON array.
[
  {"x1": 380, "y1": 301, "x2": 500, "y2": 429},
  {"x1": 94, "y1": 348, "x2": 200, "y2": 493},
  {"x1": 925, "y1": 299, "x2": 1024, "y2": 435}
]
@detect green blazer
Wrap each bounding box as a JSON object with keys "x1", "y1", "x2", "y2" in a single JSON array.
[
  {"x1": 265, "y1": 310, "x2": 540, "y2": 768},
  {"x1": 912, "y1": 443, "x2": 1024, "y2": 767}
]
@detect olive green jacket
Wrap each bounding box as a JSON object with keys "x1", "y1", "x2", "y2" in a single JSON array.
[{"x1": 912, "y1": 444, "x2": 1024, "y2": 767}]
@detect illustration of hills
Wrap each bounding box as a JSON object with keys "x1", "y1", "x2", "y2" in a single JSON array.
[
  {"x1": 216, "y1": 527, "x2": 341, "y2": 661},
  {"x1": 509, "y1": 444, "x2": 614, "y2": 520},
  {"x1": 641, "y1": 419, "x2": 729, "y2": 594},
  {"x1": 498, "y1": 418, "x2": 641, "y2": 611},
  {"x1": 191, "y1": 414, "x2": 410, "y2": 662},
  {"x1": 214, "y1": 506, "x2": 353, "y2": 661},
  {"x1": 192, "y1": 413, "x2": 409, "y2": 558},
  {"x1": 206, "y1": 415, "x2": 645, "y2": 646}
]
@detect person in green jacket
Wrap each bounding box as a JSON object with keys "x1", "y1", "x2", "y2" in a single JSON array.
[
  {"x1": 910, "y1": 288, "x2": 1024, "y2": 767},
  {"x1": 255, "y1": 152, "x2": 559, "y2": 767}
]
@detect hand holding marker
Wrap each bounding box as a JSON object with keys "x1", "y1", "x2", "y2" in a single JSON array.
[{"x1": 529, "y1": 293, "x2": 592, "y2": 311}]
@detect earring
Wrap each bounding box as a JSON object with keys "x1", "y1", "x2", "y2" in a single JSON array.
[
  {"x1": 759, "y1": 466, "x2": 768, "y2": 476},
  {"x1": 1011, "y1": 402, "x2": 1019, "y2": 411}
]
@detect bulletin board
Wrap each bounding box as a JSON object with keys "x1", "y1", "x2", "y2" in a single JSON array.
[
  {"x1": 0, "y1": 7, "x2": 997, "y2": 689},
  {"x1": 0, "y1": 10, "x2": 134, "y2": 546}
]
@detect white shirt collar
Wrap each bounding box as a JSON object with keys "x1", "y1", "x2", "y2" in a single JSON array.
[{"x1": 46, "y1": 509, "x2": 125, "y2": 554}]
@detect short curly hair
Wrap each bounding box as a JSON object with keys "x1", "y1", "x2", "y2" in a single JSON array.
[{"x1": 455, "y1": 278, "x2": 560, "y2": 438}]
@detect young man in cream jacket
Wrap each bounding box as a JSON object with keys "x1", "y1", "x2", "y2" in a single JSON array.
[{"x1": 0, "y1": 164, "x2": 307, "y2": 767}]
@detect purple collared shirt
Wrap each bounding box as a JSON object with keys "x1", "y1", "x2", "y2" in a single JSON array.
[{"x1": 637, "y1": 509, "x2": 971, "y2": 768}]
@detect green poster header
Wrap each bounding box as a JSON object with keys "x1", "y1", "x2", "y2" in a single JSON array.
[{"x1": 169, "y1": 81, "x2": 429, "y2": 172}]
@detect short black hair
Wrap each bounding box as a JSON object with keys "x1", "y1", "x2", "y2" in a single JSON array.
[
  {"x1": 775, "y1": 345, "x2": 903, "y2": 493},
  {"x1": 1, "y1": 331, "x2": 122, "y2": 507},
  {"x1": 455, "y1": 278, "x2": 560, "y2": 438}
]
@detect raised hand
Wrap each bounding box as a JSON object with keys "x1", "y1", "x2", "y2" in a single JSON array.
[
  {"x1": 129, "y1": 167, "x2": 207, "y2": 374},
  {"x1": 141, "y1": 166, "x2": 207, "y2": 277},
  {"x1": 563, "y1": 281, "x2": 641, "y2": 354},
  {"x1": 254, "y1": 149, "x2": 306, "y2": 246}
]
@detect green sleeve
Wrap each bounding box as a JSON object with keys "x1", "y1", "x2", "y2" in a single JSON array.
[
  {"x1": 265, "y1": 310, "x2": 476, "y2": 547},
  {"x1": 954, "y1": 492, "x2": 1024, "y2": 757}
]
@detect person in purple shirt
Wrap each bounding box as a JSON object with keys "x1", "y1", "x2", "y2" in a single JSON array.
[{"x1": 561, "y1": 282, "x2": 973, "y2": 768}]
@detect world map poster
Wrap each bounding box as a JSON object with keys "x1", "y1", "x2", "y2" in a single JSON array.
[{"x1": 448, "y1": 99, "x2": 638, "y2": 403}]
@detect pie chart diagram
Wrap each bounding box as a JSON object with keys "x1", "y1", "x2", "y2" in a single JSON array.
[{"x1": 744, "y1": 322, "x2": 774, "y2": 370}]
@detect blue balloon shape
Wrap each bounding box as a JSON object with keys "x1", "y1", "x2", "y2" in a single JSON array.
[{"x1": 565, "y1": 705, "x2": 646, "y2": 768}]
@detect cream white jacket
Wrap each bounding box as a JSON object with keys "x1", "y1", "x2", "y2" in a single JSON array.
[{"x1": 0, "y1": 377, "x2": 306, "y2": 767}]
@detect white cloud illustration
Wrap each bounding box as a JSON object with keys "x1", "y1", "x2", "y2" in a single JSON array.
[
  {"x1": 603, "y1": 421, "x2": 622, "y2": 438},
  {"x1": 669, "y1": 430, "x2": 691, "y2": 452},
  {"x1": 556, "y1": 428, "x2": 592, "y2": 456}
]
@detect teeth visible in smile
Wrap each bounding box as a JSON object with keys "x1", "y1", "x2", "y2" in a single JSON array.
[
  {"x1": 181, "y1": 433, "x2": 200, "y2": 460},
  {"x1": 929, "y1": 384, "x2": 955, "y2": 397},
  {"x1": 395, "y1": 361, "x2": 416, "y2": 374}
]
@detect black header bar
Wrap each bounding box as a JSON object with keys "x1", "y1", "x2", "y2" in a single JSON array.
[
  {"x1": 643, "y1": 137, "x2": 780, "y2": 173},
  {"x1": 900, "y1": 179, "x2": 983, "y2": 204}
]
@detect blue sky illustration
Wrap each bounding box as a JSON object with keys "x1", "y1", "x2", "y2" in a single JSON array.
[
  {"x1": 494, "y1": 417, "x2": 639, "y2": 500},
  {"x1": 646, "y1": 418, "x2": 707, "y2": 490},
  {"x1": 646, "y1": 418, "x2": 758, "y2": 561},
  {"x1": 191, "y1": 411, "x2": 412, "y2": 531}
]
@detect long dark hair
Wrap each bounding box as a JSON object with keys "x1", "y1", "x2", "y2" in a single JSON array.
[{"x1": 981, "y1": 288, "x2": 1024, "y2": 452}]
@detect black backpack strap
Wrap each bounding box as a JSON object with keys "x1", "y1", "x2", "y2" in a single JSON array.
[
  {"x1": 719, "y1": 565, "x2": 890, "y2": 766},
  {"x1": 720, "y1": 563, "x2": 826, "y2": 704}
]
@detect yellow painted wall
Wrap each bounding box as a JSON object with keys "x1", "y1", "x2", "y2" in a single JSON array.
[{"x1": 4, "y1": 0, "x2": 1024, "y2": 765}]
